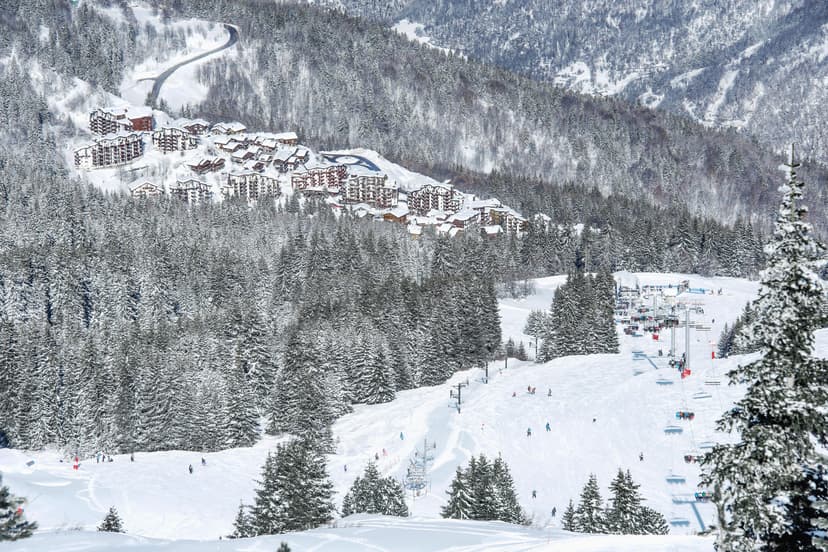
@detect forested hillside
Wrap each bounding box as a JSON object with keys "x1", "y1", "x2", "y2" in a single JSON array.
[
  {"x1": 164, "y1": 0, "x2": 828, "y2": 233},
  {"x1": 319, "y1": 0, "x2": 828, "y2": 168}
]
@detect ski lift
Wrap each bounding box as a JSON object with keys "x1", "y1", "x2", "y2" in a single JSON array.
[
  {"x1": 664, "y1": 424, "x2": 683, "y2": 434},
  {"x1": 684, "y1": 450, "x2": 704, "y2": 463},
  {"x1": 675, "y1": 411, "x2": 695, "y2": 421},
  {"x1": 672, "y1": 494, "x2": 696, "y2": 504},
  {"x1": 656, "y1": 377, "x2": 674, "y2": 385},
  {"x1": 665, "y1": 473, "x2": 686, "y2": 484},
  {"x1": 670, "y1": 516, "x2": 691, "y2": 527},
  {"x1": 698, "y1": 441, "x2": 716, "y2": 450},
  {"x1": 704, "y1": 378, "x2": 721, "y2": 386},
  {"x1": 692, "y1": 390, "x2": 712, "y2": 400},
  {"x1": 694, "y1": 490, "x2": 713, "y2": 502}
]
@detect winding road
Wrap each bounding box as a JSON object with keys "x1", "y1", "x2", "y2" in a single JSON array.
[{"x1": 140, "y1": 24, "x2": 238, "y2": 106}]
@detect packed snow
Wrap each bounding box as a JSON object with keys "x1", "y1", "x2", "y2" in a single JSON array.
[{"x1": 1, "y1": 273, "x2": 764, "y2": 550}]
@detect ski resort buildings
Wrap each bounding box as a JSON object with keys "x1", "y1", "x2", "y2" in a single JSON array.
[
  {"x1": 343, "y1": 167, "x2": 399, "y2": 208},
  {"x1": 225, "y1": 171, "x2": 280, "y2": 201},
  {"x1": 407, "y1": 183, "x2": 464, "y2": 214},
  {"x1": 129, "y1": 180, "x2": 162, "y2": 199},
  {"x1": 152, "y1": 127, "x2": 199, "y2": 153},
  {"x1": 90, "y1": 106, "x2": 153, "y2": 135},
  {"x1": 170, "y1": 179, "x2": 212, "y2": 204},
  {"x1": 74, "y1": 132, "x2": 145, "y2": 169},
  {"x1": 291, "y1": 161, "x2": 347, "y2": 193}
]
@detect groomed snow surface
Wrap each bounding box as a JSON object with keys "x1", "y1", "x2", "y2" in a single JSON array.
[{"x1": 2, "y1": 273, "x2": 768, "y2": 551}]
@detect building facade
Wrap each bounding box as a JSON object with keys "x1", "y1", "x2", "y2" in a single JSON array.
[
  {"x1": 291, "y1": 162, "x2": 347, "y2": 192},
  {"x1": 74, "y1": 132, "x2": 145, "y2": 169},
  {"x1": 225, "y1": 171, "x2": 280, "y2": 201},
  {"x1": 152, "y1": 127, "x2": 198, "y2": 153},
  {"x1": 170, "y1": 179, "x2": 212, "y2": 204},
  {"x1": 407, "y1": 183, "x2": 464, "y2": 215},
  {"x1": 343, "y1": 169, "x2": 398, "y2": 208}
]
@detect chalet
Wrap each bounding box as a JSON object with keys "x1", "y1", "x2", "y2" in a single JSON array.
[
  {"x1": 273, "y1": 131, "x2": 299, "y2": 146},
  {"x1": 271, "y1": 149, "x2": 294, "y2": 172},
  {"x1": 407, "y1": 182, "x2": 464, "y2": 215},
  {"x1": 254, "y1": 136, "x2": 279, "y2": 152},
  {"x1": 129, "y1": 180, "x2": 162, "y2": 199},
  {"x1": 170, "y1": 178, "x2": 212, "y2": 204},
  {"x1": 481, "y1": 225, "x2": 504, "y2": 239},
  {"x1": 89, "y1": 106, "x2": 154, "y2": 135},
  {"x1": 188, "y1": 157, "x2": 225, "y2": 175},
  {"x1": 174, "y1": 118, "x2": 210, "y2": 135},
  {"x1": 211, "y1": 121, "x2": 247, "y2": 135},
  {"x1": 219, "y1": 140, "x2": 246, "y2": 153},
  {"x1": 74, "y1": 132, "x2": 145, "y2": 169},
  {"x1": 437, "y1": 222, "x2": 462, "y2": 238},
  {"x1": 243, "y1": 159, "x2": 267, "y2": 173},
  {"x1": 291, "y1": 161, "x2": 347, "y2": 193},
  {"x1": 225, "y1": 171, "x2": 280, "y2": 201},
  {"x1": 489, "y1": 207, "x2": 528, "y2": 234},
  {"x1": 446, "y1": 209, "x2": 480, "y2": 229},
  {"x1": 152, "y1": 127, "x2": 198, "y2": 153},
  {"x1": 465, "y1": 198, "x2": 502, "y2": 224},
  {"x1": 343, "y1": 167, "x2": 398, "y2": 208},
  {"x1": 407, "y1": 223, "x2": 423, "y2": 239},
  {"x1": 383, "y1": 205, "x2": 409, "y2": 224}
]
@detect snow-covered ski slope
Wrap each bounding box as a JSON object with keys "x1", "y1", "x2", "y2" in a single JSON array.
[{"x1": 2, "y1": 272, "x2": 793, "y2": 551}]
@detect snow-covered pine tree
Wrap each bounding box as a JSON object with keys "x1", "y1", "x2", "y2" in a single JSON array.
[
  {"x1": 605, "y1": 469, "x2": 641, "y2": 534},
  {"x1": 341, "y1": 462, "x2": 408, "y2": 516},
  {"x1": 516, "y1": 341, "x2": 528, "y2": 361},
  {"x1": 574, "y1": 474, "x2": 605, "y2": 533},
  {"x1": 441, "y1": 466, "x2": 472, "y2": 520},
  {"x1": 250, "y1": 438, "x2": 335, "y2": 534},
  {"x1": 229, "y1": 501, "x2": 255, "y2": 538},
  {"x1": 639, "y1": 506, "x2": 669, "y2": 535},
  {"x1": 223, "y1": 352, "x2": 260, "y2": 449},
  {"x1": 466, "y1": 455, "x2": 496, "y2": 521},
  {"x1": 561, "y1": 499, "x2": 576, "y2": 531},
  {"x1": 701, "y1": 145, "x2": 828, "y2": 551},
  {"x1": 360, "y1": 341, "x2": 396, "y2": 405},
  {"x1": 97, "y1": 506, "x2": 124, "y2": 533},
  {"x1": 0, "y1": 475, "x2": 36, "y2": 541},
  {"x1": 491, "y1": 456, "x2": 527, "y2": 524}
]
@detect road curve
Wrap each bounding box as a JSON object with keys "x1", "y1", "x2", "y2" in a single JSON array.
[{"x1": 147, "y1": 23, "x2": 238, "y2": 106}]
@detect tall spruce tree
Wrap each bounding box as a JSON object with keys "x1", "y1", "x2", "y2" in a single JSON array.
[
  {"x1": 250, "y1": 438, "x2": 334, "y2": 535},
  {"x1": 605, "y1": 469, "x2": 642, "y2": 534},
  {"x1": 0, "y1": 475, "x2": 36, "y2": 541},
  {"x1": 561, "y1": 499, "x2": 576, "y2": 531},
  {"x1": 701, "y1": 145, "x2": 828, "y2": 551},
  {"x1": 229, "y1": 501, "x2": 255, "y2": 538},
  {"x1": 441, "y1": 466, "x2": 472, "y2": 520},
  {"x1": 574, "y1": 474, "x2": 605, "y2": 533}
]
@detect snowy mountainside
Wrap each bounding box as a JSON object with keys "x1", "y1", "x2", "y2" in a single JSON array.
[
  {"x1": 1, "y1": 273, "x2": 760, "y2": 550},
  {"x1": 321, "y1": 0, "x2": 828, "y2": 165}
]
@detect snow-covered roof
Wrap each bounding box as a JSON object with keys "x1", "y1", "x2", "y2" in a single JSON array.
[
  {"x1": 408, "y1": 224, "x2": 423, "y2": 236},
  {"x1": 466, "y1": 198, "x2": 502, "y2": 210},
  {"x1": 387, "y1": 206, "x2": 409, "y2": 218},
  {"x1": 482, "y1": 225, "x2": 504, "y2": 235},
  {"x1": 128, "y1": 179, "x2": 157, "y2": 191},
  {"x1": 448, "y1": 209, "x2": 479, "y2": 222},
  {"x1": 129, "y1": 106, "x2": 153, "y2": 119},
  {"x1": 426, "y1": 209, "x2": 447, "y2": 220},
  {"x1": 274, "y1": 131, "x2": 298, "y2": 141},
  {"x1": 615, "y1": 270, "x2": 640, "y2": 290},
  {"x1": 273, "y1": 148, "x2": 297, "y2": 162}
]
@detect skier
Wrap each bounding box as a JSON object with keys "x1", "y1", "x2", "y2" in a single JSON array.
[
  {"x1": 526, "y1": 427, "x2": 532, "y2": 437},
  {"x1": 512, "y1": 391, "x2": 517, "y2": 398},
  {"x1": 592, "y1": 418, "x2": 596, "y2": 423},
  {"x1": 201, "y1": 457, "x2": 206, "y2": 466},
  {"x1": 96, "y1": 452, "x2": 101, "y2": 464},
  {"x1": 130, "y1": 452, "x2": 134, "y2": 462},
  {"x1": 532, "y1": 490, "x2": 537, "y2": 499},
  {"x1": 344, "y1": 464, "x2": 348, "y2": 472},
  {"x1": 531, "y1": 387, "x2": 536, "y2": 395},
  {"x1": 382, "y1": 448, "x2": 387, "y2": 457},
  {"x1": 107, "y1": 455, "x2": 113, "y2": 462},
  {"x1": 375, "y1": 452, "x2": 380, "y2": 461},
  {"x1": 545, "y1": 422, "x2": 551, "y2": 432},
  {"x1": 399, "y1": 432, "x2": 404, "y2": 441},
  {"x1": 188, "y1": 464, "x2": 193, "y2": 474},
  {"x1": 527, "y1": 385, "x2": 531, "y2": 393},
  {"x1": 551, "y1": 507, "x2": 557, "y2": 518},
  {"x1": 639, "y1": 452, "x2": 644, "y2": 462},
  {"x1": 547, "y1": 388, "x2": 552, "y2": 397}
]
